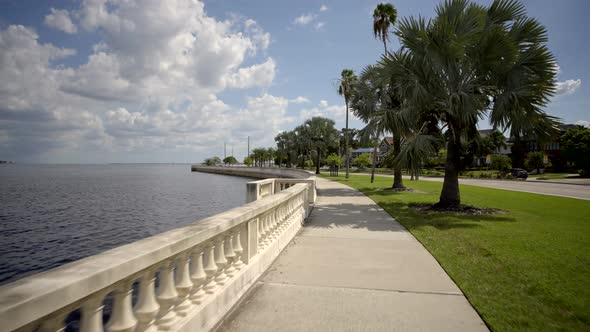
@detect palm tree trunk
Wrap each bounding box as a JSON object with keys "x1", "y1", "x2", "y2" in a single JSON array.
[
  {"x1": 345, "y1": 101, "x2": 350, "y2": 179},
  {"x1": 370, "y1": 140, "x2": 378, "y2": 183},
  {"x1": 437, "y1": 132, "x2": 461, "y2": 208},
  {"x1": 392, "y1": 134, "x2": 405, "y2": 189},
  {"x1": 383, "y1": 39, "x2": 387, "y2": 54},
  {"x1": 316, "y1": 147, "x2": 321, "y2": 174}
]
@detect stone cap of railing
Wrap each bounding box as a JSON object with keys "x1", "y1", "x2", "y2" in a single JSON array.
[
  {"x1": 191, "y1": 165, "x2": 314, "y2": 179},
  {"x1": 0, "y1": 183, "x2": 310, "y2": 331}
]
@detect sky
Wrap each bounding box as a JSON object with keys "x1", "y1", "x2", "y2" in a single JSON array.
[{"x1": 0, "y1": 0, "x2": 587, "y2": 163}]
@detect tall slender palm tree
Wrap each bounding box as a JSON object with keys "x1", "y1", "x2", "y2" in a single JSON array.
[
  {"x1": 381, "y1": 0, "x2": 559, "y2": 208},
  {"x1": 373, "y1": 3, "x2": 398, "y2": 53},
  {"x1": 338, "y1": 69, "x2": 357, "y2": 179},
  {"x1": 351, "y1": 65, "x2": 383, "y2": 183}
]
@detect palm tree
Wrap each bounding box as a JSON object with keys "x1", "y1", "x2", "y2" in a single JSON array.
[
  {"x1": 373, "y1": 3, "x2": 398, "y2": 53},
  {"x1": 351, "y1": 65, "x2": 384, "y2": 183},
  {"x1": 381, "y1": 0, "x2": 559, "y2": 208},
  {"x1": 352, "y1": 64, "x2": 415, "y2": 188},
  {"x1": 303, "y1": 117, "x2": 339, "y2": 174},
  {"x1": 338, "y1": 69, "x2": 357, "y2": 179}
]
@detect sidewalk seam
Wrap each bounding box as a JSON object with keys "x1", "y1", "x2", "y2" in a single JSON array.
[{"x1": 260, "y1": 280, "x2": 464, "y2": 297}]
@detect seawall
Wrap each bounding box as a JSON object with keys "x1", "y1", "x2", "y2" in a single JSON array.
[{"x1": 191, "y1": 165, "x2": 313, "y2": 179}]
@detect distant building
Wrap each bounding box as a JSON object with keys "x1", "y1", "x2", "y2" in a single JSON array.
[
  {"x1": 511, "y1": 124, "x2": 577, "y2": 169},
  {"x1": 350, "y1": 137, "x2": 395, "y2": 164},
  {"x1": 350, "y1": 147, "x2": 378, "y2": 161},
  {"x1": 473, "y1": 129, "x2": 512, "y2": 166}
]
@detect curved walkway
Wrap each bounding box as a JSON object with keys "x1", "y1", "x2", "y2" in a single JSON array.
[{"x1": 218, "y1": 178, "x2": 488, "y2": 331}]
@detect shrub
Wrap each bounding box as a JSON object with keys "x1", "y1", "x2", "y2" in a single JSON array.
[{"x1": 490, "y1": 154, "x2": 512, "y2": 173}]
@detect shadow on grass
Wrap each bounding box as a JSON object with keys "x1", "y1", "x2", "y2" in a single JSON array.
[
  {"x1": 315, "y1": 176, "x2": 516, "y2": 233},
  {"x1": 373, "y1": 200, "x2": 516, "y2": 232}
]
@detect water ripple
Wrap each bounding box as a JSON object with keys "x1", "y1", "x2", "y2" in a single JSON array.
[{"x1": 0, "y1": 164, "x2": 251, "y2": 285}]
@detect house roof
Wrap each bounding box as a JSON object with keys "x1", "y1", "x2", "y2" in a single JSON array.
[
  {"x1": 478, "y1": 129, "x2": 495, "y2": 137},
  {"x1": 382, "y1": 137, "x2": 394, "y2": 145},
  {"x1": 352, "y1": 147, "x2": 377, "y2": 153}
]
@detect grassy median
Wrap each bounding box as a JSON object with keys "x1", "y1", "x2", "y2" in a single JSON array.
[{"x1": 320, "y1": 173, "x2": 590, "y2": 331}]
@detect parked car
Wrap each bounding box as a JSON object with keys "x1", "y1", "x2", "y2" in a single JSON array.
[{"x1": 510, "y1": 168, "x2": 528, "y2": 179}]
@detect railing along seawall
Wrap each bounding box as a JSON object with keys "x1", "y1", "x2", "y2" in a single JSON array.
[
  {"x1": 191, "y1": 165, "x2": 312, "y2": 180},
  {"x1": 0, "y1": 178, "x2": 315, "y2": 332}
]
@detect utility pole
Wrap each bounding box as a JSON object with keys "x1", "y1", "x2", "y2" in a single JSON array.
[
  {"x1": 224, "y1": 142, "x2": 226, "y2": 159},
  {"x1": 231, "y1": 146, "x2": 234, "y2": 157},
  {"x1": 247, "y1": 136, "x2": 250, "y2": 158}
]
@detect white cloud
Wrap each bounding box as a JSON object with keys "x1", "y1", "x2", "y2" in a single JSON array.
[
  {"x1": 225, "y1": 58, "x2": 276, "y2": 89},
  {"x1": 299, "y1": 100, "x2": 349, "y2": 121},
  {"x1": 44, "y1": 8, "x2": 77, "y2": 34},
  {"x1": 294, "y1": 13, "x2": 316, "y2": 25},
  {"x1": 244, "y1": 19, "x2": 271, "y2": 51},
  {"x1": 320, "y1": 5, "x2": 328, "y2": 12},
  {"x1": 555, "y1": 79, "x2": 581, "y2": 96},
  {"x1": 553, "y1": 64, "x2": 581, "y2": 97},
  {"x1": 0, "y1": 1, "x2": 283, "y2": 162},
  {"x1": 576, "y1": 120, "x2": 590, "y2": 128},
  {"x1": 315, "y1": 22, "x2": 325, "y2": 30},
  {"x1": 290, "y1": 96, "x2": 310, "y2": 104}
]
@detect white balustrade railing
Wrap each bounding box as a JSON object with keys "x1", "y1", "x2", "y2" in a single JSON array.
[{"x1": 0, "y1": 178, "x2": 314, "y2": 332}]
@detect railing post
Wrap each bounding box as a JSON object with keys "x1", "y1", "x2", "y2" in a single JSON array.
[
  {"x1": 156, "y1": 260, "x2": 178, "y2": 330},
  {"x1": 203, "y1": 243, "x2": 218, "y2": 294},
  {"x1": 246, "y1": 182, "x2": 259, "y2": 203},
  {"x1": 214, "y1": 238, "x2": 228, "y2": 285},
  {"x1": 81, "y1": 295, "x2": 105, "y2": 332},
  {"x1": 245, "y1": 219, "x2": 257, "y2": 263},
  {"x1": 174, "y1": 253, "x2": 193, "y2": 317},
  {"x1": 106, "y1": 280, "x2": 137, "y2": 332},
  {"x1": 224, "y1": 234, "x2": 236, "y2": 278},
  {"x1": 189, "y1": 249, "x2": 207, "y2": 305},
  {"x1": 233, "y1": 230, "x2": 245, "y2": 270},
  {"x1": 134, "y1": 270, "x2": 159, "y2": 332}
]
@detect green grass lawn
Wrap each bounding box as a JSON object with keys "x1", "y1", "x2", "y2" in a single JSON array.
[
  {"x1": 535, "y1": 173, "x2": 575, "y2": 180},
  {"x1": 320, "y1": 173, "x2": 590, "y2": 331}
]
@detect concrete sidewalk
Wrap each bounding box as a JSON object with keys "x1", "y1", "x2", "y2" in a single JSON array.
[{"x1": 217, "y1": 178, "x2": 488, "y2": 332}]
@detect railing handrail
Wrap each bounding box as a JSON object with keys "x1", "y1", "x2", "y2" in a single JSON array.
[{"x1": 0, "y1": 182, "x2": 310, "y2": 331}]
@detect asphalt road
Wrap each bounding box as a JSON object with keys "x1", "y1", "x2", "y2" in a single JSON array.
[{"x1": 353, "y1": 173, "x2": 590, "y2": 201}]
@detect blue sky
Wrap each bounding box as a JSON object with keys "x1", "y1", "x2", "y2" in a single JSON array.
[{"x1": 0, "y1": 0, "x2": 587, "y2": 163}]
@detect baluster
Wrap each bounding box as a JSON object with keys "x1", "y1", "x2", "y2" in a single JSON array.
[
  {"x1": 156, "y1": 261, "x2": 178, "y2": 330},
  {"x1": 233, "y1": 231, "x2": 245, "y2": 270},
  {"x1": 38, "y1": 312, "x2": 67, "y2": 332},
  {"x1": 215, "y1": 237, "x2": 228, "y2": 285},
  {"x1": 80, "y1": 295, "x2": 105, "y2": 332},
  {"x1": 174, "y1": 253, "x2": 193, "y2": 317},
  {"x1": 189, "y1": 249, "x2": 207, "y2": 304},
  {"x1": 134, "y1": 270, "x2": 160, "y2": 332},
  {"x1": 224, "y1": 234, "x2": 236, "y2": 277},
  {"x1": 267, "y1": 210, "x2": 276, "y2": 241},
  {"x1": 106, "y1": 280, "x2": 137, "y2": 332},
  {"x1": 262, "y1": 213, "x2": 271, "y2": 246},
  {"x1": 257, "y1": 216, "x2": 264, "y2": 249},
  {"x1": 203, "y1": 243, "x2": 218, "y2": 294},
  {"x1": 278, "y1": 207, "x2": 287, "y2": 232}
]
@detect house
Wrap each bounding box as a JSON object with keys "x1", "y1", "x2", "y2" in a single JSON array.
[
  {"x1": 379, "y1": 137, "x2": 395, "y2": 154},
  {"x1": 473, "y1": 129, "x2": 512, "y2": 166},
  {"x1": 350, "y1": 147, "x2": 378, "y2": 161},
  {"x1": 511, "y1": 124, "x2": 577, "y2": 169}
]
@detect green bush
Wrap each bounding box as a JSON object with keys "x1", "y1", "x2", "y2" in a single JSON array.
[
  {"x1": 353, "y1": 153, "x2": 372, "y2": 168},
  {"x1": 490, "y1": 154, "x2": 512, "y2": 173}
]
